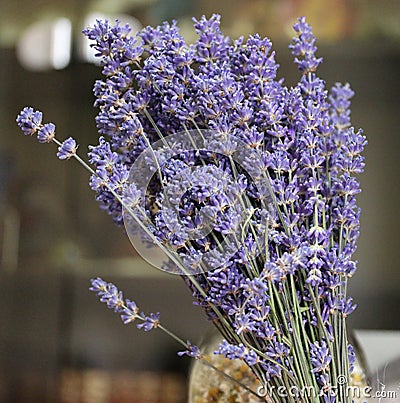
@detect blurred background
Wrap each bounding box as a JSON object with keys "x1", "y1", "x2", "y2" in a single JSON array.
[{"x1": 0, "y1": 0, "x2": 399, "y2": 401}]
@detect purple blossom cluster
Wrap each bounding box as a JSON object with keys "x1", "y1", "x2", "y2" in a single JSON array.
[
  {"x1": 17, "y1": 107, "x2": 54, "y2": 143},
  {"x1": 90, "y1": 277, "x2": 160, "y2": 331},
  {"x1": 17, "y1": 14, "x2": 366, "y2": 402},
  {"x1": 82, "y1": 15, "x2": 365, "y2": 399},
  {"x1": 16, "y1": 107, "x2": 77, "y2": 158}
]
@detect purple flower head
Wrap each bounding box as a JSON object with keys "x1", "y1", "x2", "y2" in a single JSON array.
[
  {"x1": 234, "y1": 313, "x2": 256, "y2": 335},
  {"x1": 244, "y1": 349, "x2": 259, "y2": 366},
  {"x1": 136, "y1": 312, "x2": 160, "y2": 332},
  {"x1": 290, "y1": 17, "x2": 323, "y2": 73},
  {"x1": 90, "y1": 277, "x2": 125, "y2": 313},
  {"x1": 310, "y1": 340, "x2": 332, "y2": 373},
  {"x1": 215, "y1": 339, "x2": 247, "y2": 360},
  {"x1": 193, "y1": 14, "x2": 229, "y2": 64},
  {"x1": 262, "y1": 261, "x2": 281, "y2": 283},
  {"x1": 341, "y1": 297, "x2": 357, "y2": 318},
  {"x1": 16, "y1": 107, "x2": 43, "y2": 136},
  {"x1": 121, "y1": 299, "x2": 139, "y2": 324},
  {"x1": 37, "y1": 123, "x2": 56, "y2": 143},
  {"x1": 122, "y1": 183, "x2": 141, "y2": 209},
  {"x1": 348, "y1": 343, "x2": 356, "y2": 373},
  {"x1": 89, "y1": 277, "x2": 108, "y2": 294},
  {"x1": 57, "y1": 137, "x2": 78, "y2": 160},
  {"x1": 177, "y1": 342, "x2": 202, "y2": 359}
]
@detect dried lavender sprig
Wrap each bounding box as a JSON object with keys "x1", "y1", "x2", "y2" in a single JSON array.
[
  {"x1": 16, "y1": 107, "x2": 244, "y2": 346},
  {"x1": 89, "y1": 277, "x2": 159, "y2": 329},
  {"x1": 90, "y1": 277, "x2": 265, "y2": 400},
  {"x1": 16, "y1": 108, "x2": 193, "y2": 273}
]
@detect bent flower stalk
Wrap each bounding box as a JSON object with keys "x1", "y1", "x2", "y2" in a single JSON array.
[{"x1": 17, "y1": 14, "x2": 367, "y2": 402}]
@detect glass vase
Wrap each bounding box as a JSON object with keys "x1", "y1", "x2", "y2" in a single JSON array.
[{"x1": 188, "y1": 333, "x2": 369, "y2": 403}]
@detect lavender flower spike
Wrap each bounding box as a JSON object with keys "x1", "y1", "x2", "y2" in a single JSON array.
[
  {"x1": 90, "y1": 277, "x2": 125, "y2": 313},
  {"x1": 89, "y1": 277, "x2": 160, "y2": 331},
  {"x1": 289, "y1": 16, "x2": 323, "y2": 73}
]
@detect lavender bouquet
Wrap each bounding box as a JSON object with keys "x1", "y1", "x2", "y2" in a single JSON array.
[{"x1": 17, "y1": 15, "x2": 367, "y2": 402}]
